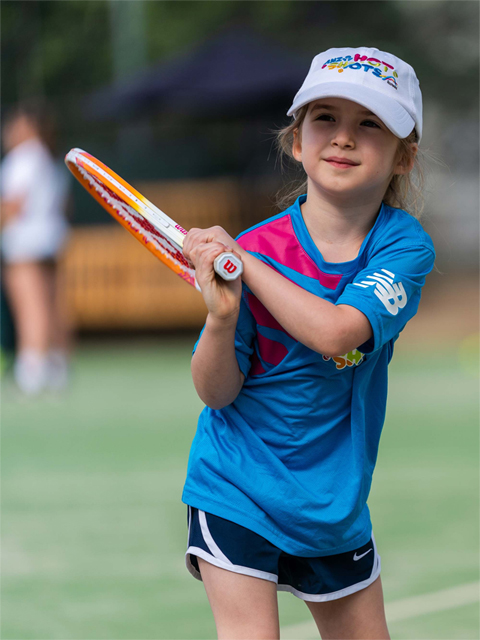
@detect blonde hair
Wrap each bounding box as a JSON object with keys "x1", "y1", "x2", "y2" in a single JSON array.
[{"x1": 274, "y1": 104, "x2": 426, "y2": 219}]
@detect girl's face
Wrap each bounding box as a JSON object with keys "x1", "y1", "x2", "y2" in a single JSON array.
[
  {"x1": 2, "y1": 114, "x2": 38, "y2": 154},
  {"x1": 292, "y1": 97, "x2": 416, "y2": 204}
]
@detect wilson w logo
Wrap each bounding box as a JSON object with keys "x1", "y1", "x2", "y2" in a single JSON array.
[
  {"x1": 223, "y1": 260, "x2": 238, "y2": 274},
  {"x1": 353, "y1": 269, "x2": 407, "y2": 316}
]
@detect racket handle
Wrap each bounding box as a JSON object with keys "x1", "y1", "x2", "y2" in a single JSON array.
[{"x1": 213, "y1": 252, "x2": 243, "y2": 281}]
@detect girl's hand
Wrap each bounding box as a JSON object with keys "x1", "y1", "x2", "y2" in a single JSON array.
[
  {"x1": 184, "y1": 226, "x2": 243, "y2": 262},
  {"x1": 188, "y1": 239, "x2": 243, "y2": 322}
]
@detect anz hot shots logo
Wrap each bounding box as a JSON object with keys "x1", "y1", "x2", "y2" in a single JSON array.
[{"x1": 321, "y1": 53, "x2": 399, "y2": 90}]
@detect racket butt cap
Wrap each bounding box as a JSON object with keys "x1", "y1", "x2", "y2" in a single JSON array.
[{"x1": 213, "y1": 253, "x2": 243, "y2": 280}]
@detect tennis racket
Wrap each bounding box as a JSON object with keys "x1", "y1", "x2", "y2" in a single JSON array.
[{"x1": 64, "y1": 148, "x2": 243, "y2": 290}]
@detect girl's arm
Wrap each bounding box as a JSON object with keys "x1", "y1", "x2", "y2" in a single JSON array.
[
  {"x1": 184, "y1": 227, "x2": 372, "y2": 358},
  {"x1": 191, "y1": 314, "x2": 245, "y2": 410},
  {"x1": 0, "y1": 196, "x2": 25, "y2": 228},
  {"x1": 188, "y1": 239, "x2": 246, "y2": 409},
  {"x1": 240, "y1": 250, "x2": 372, "y2": 357}
]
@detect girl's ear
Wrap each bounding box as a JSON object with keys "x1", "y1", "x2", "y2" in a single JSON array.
[
  {"x1": 292, "y1": 128, "x2": 302, "y2": 162},
  {"x1": 394, "y1": 142, "x2": 418, "y2": 175}
]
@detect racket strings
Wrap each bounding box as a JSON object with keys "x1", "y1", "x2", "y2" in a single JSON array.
[{"x1": 79, "y1": 167, "x2": 195, "y2": 275}]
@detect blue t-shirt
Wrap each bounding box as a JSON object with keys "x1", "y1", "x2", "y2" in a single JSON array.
[{"x1": 182, "y1": 195, "x2": 436, "y2": 557}]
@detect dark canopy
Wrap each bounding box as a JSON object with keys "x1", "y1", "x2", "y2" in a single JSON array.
[{"x1": 85, "y1": 27, "x2": 310, "y2": 120}]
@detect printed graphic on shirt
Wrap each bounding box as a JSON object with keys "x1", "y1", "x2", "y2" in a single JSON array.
[
  {"x1": 321, "y1": 53, "x2": 399, "y2": 89},
  {"x1": 353, "y1": 269, "x2": 407, "y2": 316},
  {"x1": 322, "y1": 349, "x2": 365, "y2": 370}
]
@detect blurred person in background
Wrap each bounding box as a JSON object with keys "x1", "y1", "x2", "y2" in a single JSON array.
[{"x1": 0, "y1": 100, "x2": 71, "y2": 396}]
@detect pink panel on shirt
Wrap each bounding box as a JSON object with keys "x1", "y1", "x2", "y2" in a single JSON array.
[
  {"x1": 250, "y1": 349, "x2": 266, "y2": 376},
  {"x1": 247, "y1": 293, "x2": 295, "y2": 341},
  {"x1": 257, "y1": 332, "x2": 289, "y2": 367},
  {"x1": 246, "y1": 294, "x2": 293, "y2": 373},
  {"x1": 237, "y1": 215, "x2": 343, "y2": 290}
]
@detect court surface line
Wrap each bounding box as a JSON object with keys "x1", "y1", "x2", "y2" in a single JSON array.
[{"x1": 280, "y1": 581, "x2": 480, "y2": 638}]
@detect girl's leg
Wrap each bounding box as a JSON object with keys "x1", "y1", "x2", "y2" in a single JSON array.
[
  {"x1": 3, "y1": 262, "x2": 51, "y2": 393},
  {"x1": 197, "y1": 557, "x2": 280, "y2": 640},
  {"x1": 44, "y1": 261, "x2": 72, "y2": 390},
  {"x1": 305, "y1": 575, "x2": 390, "y2": 640},
  {"x1": 3, "y1": 262, "x2": 51, "y2": 353},
  {"x1": 45, "y1": 259, "x2": 72, "y2": 354}
]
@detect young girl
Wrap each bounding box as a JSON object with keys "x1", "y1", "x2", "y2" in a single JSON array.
[{"x1": 182, "y1": 47, "x2": 435, "y2": 639}]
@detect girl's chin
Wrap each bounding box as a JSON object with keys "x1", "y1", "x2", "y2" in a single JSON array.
[
  {"x1": 309, "y1": 177, "x2": 384, "y2": 200},
  {"x1": 310, "y1": 180, "x2": 363, "y2": 197}
]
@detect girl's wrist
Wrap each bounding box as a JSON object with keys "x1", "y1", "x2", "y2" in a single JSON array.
[
  {"x1": 233, "y1": 247, "x2": 254, "y2": 285},
  {"x1": 206, "y1": 309, "x2": 239, "y2": 331}
]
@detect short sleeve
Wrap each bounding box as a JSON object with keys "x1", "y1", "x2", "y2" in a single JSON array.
[
  {"x1": 336, "y1": 243, "x2": 435, "y2": 353},
  {"x1": 0, "y1": 150, "x2": 38, "y2": 200},
  {"x1": 192, "y1": 284, "x2": 257, "y2": 378}
]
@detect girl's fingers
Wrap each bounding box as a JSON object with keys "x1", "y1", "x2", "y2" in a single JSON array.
[
  {"x1": 183, "y1": 228, "x2": 211, "y2": 262},
  {"x1": 183, "y1": 227, "x2": 237, "y2": 262},
  {"x1": 194, "y1": 242, "x2": 231, "y2": 271},
  {"x1": 182, "y1": 228, "x2": 202, "y2": 262}
]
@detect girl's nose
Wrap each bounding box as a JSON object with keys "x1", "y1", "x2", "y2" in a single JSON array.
[{"x1": 331, "y1": 127, "x2": 355, "y2": 149}]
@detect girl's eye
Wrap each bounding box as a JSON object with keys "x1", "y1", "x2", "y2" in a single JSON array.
[{"x1": 314, "y1": 114, "x2": 381, "y2": 129}]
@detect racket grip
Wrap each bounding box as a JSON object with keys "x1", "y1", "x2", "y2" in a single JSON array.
[{"x1": 213, "y1": 252, "x2": 243, "y2": 281}]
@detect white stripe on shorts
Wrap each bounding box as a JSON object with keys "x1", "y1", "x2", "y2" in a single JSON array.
[
  {"x1": 199, "y1": 509, "x2": 232, "y2": 565},
  {"x1": 185, "y1": 508, "x2": 278, "y2": 583}
]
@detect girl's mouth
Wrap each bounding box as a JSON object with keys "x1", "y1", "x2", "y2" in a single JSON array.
[{"x1": 324, "y1": 157, "x2": 359, "y2": 169}]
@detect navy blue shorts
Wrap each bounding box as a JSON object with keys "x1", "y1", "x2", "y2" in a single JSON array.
[{"x1": 186, "y1": 506, "x2": 381, "y2": 602}]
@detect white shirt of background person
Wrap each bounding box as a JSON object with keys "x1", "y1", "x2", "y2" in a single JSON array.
[{"x1": 1, "y1": 136, "x2": 70, "y2": 263}]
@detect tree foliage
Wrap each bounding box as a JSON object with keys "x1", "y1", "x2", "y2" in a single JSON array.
[{"x1": 1, "y1": 0, "x2": 478, "y2": 112}]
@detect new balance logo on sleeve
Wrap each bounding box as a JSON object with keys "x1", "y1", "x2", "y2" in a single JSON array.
[{"x1": 353, "y1": 269, "x2": 407, "y2": 316}]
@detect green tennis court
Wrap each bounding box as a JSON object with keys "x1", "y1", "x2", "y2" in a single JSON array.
[{"x1": 2, "y1": 335, "x2": 478, "y2": 639}]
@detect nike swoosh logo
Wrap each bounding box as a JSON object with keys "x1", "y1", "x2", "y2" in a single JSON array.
[{"x1": 353, "y1": 548, "x2": 373, "y2": 561}]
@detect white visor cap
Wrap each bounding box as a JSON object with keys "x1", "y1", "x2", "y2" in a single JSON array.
[{"x1": 287, "y1": 47, "x2": 422, "y2": 142}]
